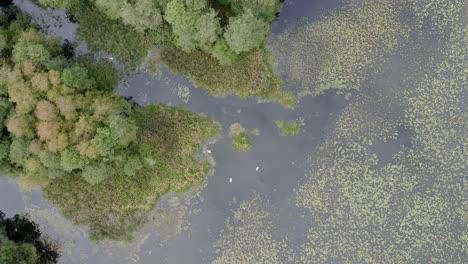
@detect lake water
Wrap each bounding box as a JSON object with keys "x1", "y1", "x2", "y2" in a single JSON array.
[{"x1": 3, "y1": 0, "x2": 463, "y2": 263}]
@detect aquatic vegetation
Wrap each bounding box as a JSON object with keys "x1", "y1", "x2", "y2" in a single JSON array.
[
  {"x1": 273, "y1": 0, "x2": 409, "y2": 97},
  {"x1": 275, "y1": 118, "x2": 304, "y2": 136},
  {"x1": 44, "y1": 104, "x2": 221, "y2": 241},
  {"x1": 162, "y1": 46, "x2": 296, "y2": 108},
  {"x1": 176, "y1": 84, "x2": 190, "y2": 103},
  {"x1": 295, "y1": 1, "x2": 467, "y2": 262},
  {"x1": 0, "y1": 211, "x2": 59, "y2": 264},
  {"x1": 229, "y1": 123, "x2": 252, "y2": 152},
  {"x1": 212, "y1": 196, "x2": 289, "y2": 264},
  {"x1": 38, "y1": 0, "x2": 295, "y2": 107},
  {"x1": 251, "y1": 128, "x2": 260, "y2": 136},
  {"x1": 0, "y1": 11, "x2": 221, "y2": 241}
]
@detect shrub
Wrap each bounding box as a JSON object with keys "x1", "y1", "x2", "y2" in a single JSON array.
[
  {"x1": 62, "y1": 66, "x2": 94, "y2": 91},
  {"x1": 60, "y1": 148, "x2": 88, "y2": 172}
]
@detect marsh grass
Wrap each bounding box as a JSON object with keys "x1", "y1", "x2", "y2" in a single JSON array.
[
  {"x1": 275, "y1": 118, "x2": 304, "y2": 136},
  {"x1": 229, "y1": 123, "x2": 252, "y2": 152}
]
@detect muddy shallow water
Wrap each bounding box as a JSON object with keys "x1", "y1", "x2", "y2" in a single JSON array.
[{"x1": 2, "y1": 0, "x2": 465, "y2": 263}]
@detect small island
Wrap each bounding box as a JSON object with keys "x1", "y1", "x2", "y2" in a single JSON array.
[{"x1": 229, "y1": 123, "x2": 252, "y2": 152}]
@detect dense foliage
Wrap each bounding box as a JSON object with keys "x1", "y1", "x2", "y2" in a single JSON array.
[
  {"x1": 37, "y1": 0, "x2": 295, "y2": 107},
  {"x1": 0, "y1": 211, "x2": 59, "y2": 264},
  {"x1": 0, "y1": 7, "x2": 220, "y2": 241}
]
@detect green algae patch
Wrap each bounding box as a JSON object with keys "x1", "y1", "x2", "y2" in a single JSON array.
[
  {"x1": 212, "y1": 196, "x2": 289, "y2": 264},
  {"x1": 229, "y1": 123, "x2": 252, "y2": 152},
  {"x1": 272, "y1": 0, "x2": 409, "y2": 97},
  {"x1": 275, "y1": 118, "x2": 304, "y2": 136}
]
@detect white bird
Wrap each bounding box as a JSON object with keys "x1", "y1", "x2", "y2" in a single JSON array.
[
  {"x1": 229, "y1": 178, "x2": 232, "y2": 183},
  {"x1": 256, "y1": 167, "x2": 259, "y2": 171},
  {"x1": 109, "y1": 57, "x2": 114, "y2": 60},
  {"x1": 207, "y1": 149, "x2": 211, "y2": 153}
]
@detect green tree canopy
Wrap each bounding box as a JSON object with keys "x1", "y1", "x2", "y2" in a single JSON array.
[
  {"x1": 224, "y1": 10, "x2": 269, "y2": 54},
  {"x1": 60, "y1": 148, "x2": 88, "y2": 172},
  {"x1": 62, "y1": 66, "x2": 95, "y2": 91},
  {"x1": 230, "y1": 0, "x2": 281, "y2": 22},
  {"x1": 165, "y1": 0, "x2": 221, "y2": 52}
]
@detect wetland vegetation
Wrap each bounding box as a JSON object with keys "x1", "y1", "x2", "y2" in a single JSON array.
[
  {"x1": 0, "y1": 0, "x2": 466, "y2": 262},
  {"x1": 275, "y1": 118, "x2": 303, "y2": 136},
  {"x1": 36, "y1": 0, "x2": 295, "y2": 108},
  {"x1": 228, "y1": 123, "x2": 252, "y2": 152},
  {"x1": 0, "y1": 5, "x2": 220, "y2": 241}
]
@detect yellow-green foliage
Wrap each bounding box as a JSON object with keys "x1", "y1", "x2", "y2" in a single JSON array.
[
  {"x1": 0, "y1": 19, "x2": 221, "y2": 241},
  {"x1": 275, "y1": 118, "x2": 303, "y2": 136},
  {"x1": 229, "y1": 123, "x2": 252, "y2": 152},
  {"x1": 162, "y1": 46, "x2": 296, "y2": 108},
  {"x1": 75, "y1": 3, "x2": 172, "y2": 68},
  {"x1": 44, "y1": 104, "x2": 221, "y2": 241},
  {"x1": 213, "y1": 196, "x2": 289, "y2": 264},
  {"x1": 273, "y1": 0, "x2": 409, "y2": 97}
]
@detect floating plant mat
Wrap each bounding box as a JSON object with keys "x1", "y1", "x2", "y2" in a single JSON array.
[
  {"x1": 214, "y1": 0, "x2": 467, "y2": 262},
  {"x1": 272, "y1": 0, "x2": 410, "y2": 97}
]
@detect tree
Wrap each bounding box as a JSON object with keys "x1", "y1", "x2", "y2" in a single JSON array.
[
  {"x1": 35, "y1": 100, "x2": 58, "y2": 121},
  {"x1": 224, "y1": 9, "x2": 269, "y2": 54},
  {"x1": 38, "y1": 150, "x2": 62, "y2": 170},
  {"x1": 9, "y1": 137, "x2": 30, "y2": 167},
  {"x1": 230, "y1": 0, "x2": 281, "y2": 22},
  {"x1": 62, "y1": 66, "x2": 94, "y2": 91},
  {"x1": 94, "y1": 0, "x2": 126, "y2": 20},
  {"x1": 7, "y1": 72, "x2": 38, "y2": 115},
  {"x1": 108, "y1": 113, "x2": 137, "y2": 147},
  {"x1": 0, "y1": 32, "x2": 7, "y2": 52},
  {"x1": 6, "y1": 114, "x2": 35, "y2": 139},
  {"x1": 0, "y1": 97, "x2": 11, "y2": 125},
  {"x1": 81, "y1": 163, "x2": 113, "y2": 185},
  {"x1": 211, "y1": 38, "x2": 238, "y2": 65},
  {"x1": 46, "y1": 132, "x2": 69, "y2": 153},
  {"x1": 87, "y1": 60, "x2": 117, "y2": 91},
  {"x1": 0, "y1": 140, "x2": 11, "y2": 173},
  {"x1": 91, "y1": 127, "x2": 115, "y2": 157},
  {"x1": 60, "y1": 148, "x2": 88, "y2": 172},
  {"x1": 0, "y1": 228, "x2": 16, "y2": 264},
  {"x1": 165, "y1": 0, "x2": 221, "y2": 52},
  {"x1": 12, "y1": 43, "x2": 49, "y2": 65},
  {"x1": 30, "y1": 72, "x2": 50, "y2": 92},
  {"x1": 54, "y1": 96, "x2": 76, "y2": 120},
  {"x1": 121, "y1": 0, "x2": 163, "y2": 32},
  {"x1": 123, "y1": 156, "x2": 143, "y2": 176}
]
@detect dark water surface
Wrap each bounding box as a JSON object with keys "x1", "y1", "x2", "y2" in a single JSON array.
[{"x1": 1, "y1": 0, "x2": 347, "y2": 263}]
